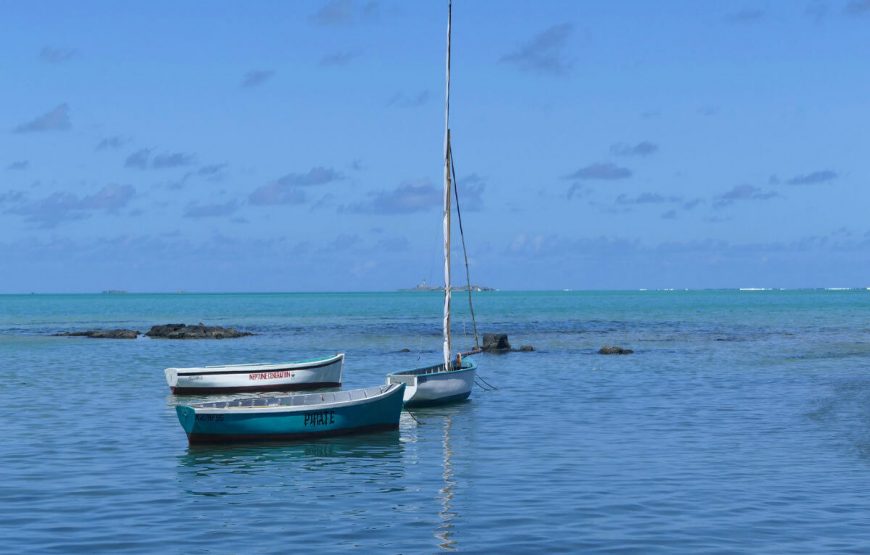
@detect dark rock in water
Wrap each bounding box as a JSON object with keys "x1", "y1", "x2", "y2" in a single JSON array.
[
  {"x1": 145, "y1": 323, "x2": 186, "y2": 338},
  {"x1": 598, "y1": 345, "x2": 634, "y2": 355},
  {"x1": 399, "y1": 348, "x2": 411, "y2": 353},
  {"x1": 54, "y1": 329, "x2": 140, "y2": 339},
  {"x1": 482, "y1": 333, "x2": 511, "y2": 352},
  {"x1": 92, "y1": 329, "x2": 140, "y2": 339},
  {"x1": 145, "y1": 323, "x2": 253, "y2": 339},
  {"x1": 515, "y1": 345, "x2": 535, "y2": 352}
]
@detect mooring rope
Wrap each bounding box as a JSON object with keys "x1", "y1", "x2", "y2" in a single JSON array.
[
  {"x1": 476, "y1": 374, "x2": 498, "y2": 390},
  {"x1": 406, "y1": 410, "x2": 422, "y2": 425},
  {"x1": 474, "y1": 377, "x2": 495, "y2": 391}
]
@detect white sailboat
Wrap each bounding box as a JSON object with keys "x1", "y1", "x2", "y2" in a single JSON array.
[{"x1": 386, "y1": 0, "x2": 478, "y2": 407}]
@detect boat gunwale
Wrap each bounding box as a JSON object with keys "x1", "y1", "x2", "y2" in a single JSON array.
[
  {"x1": 169, "y1": 353, "x2": 344, "y2": 375},
  {"x1": 184, "y1": 383, "x2": 402, "y2": 415},
  {"x1": 387, "y1": 359, "x2": 477, "y2": 379}
]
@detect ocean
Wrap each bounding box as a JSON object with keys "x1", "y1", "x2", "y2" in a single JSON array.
[{"x1": 2, "y1": 290, "x2": 870, "y2": 553}]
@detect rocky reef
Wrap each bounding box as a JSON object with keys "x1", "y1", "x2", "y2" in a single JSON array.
[
  {"x1": 54, "y1": 323, "x2": 254, "y2": 340},
  {"x1": 53, "y1": 329, "x2": 140, "y2": 339},
  {"x1": 598, "y1": 345, "x2": 634, "y2": 355},
  {"x1": 145, "y1": 323, "x2": 253, "y2": 339}
]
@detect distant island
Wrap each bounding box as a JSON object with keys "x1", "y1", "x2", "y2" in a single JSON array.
[
  {"x1": 101, "y1": 290, "x2": 128, "y2": 294},
  {"x1": 399, "y1": 281, "x2": 495, "y2": 292}
]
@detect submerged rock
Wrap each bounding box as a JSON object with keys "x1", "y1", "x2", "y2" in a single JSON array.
[
  {"x1": 598, "y1": 345, "x2": 634, "y2": 355},
  {"x1": 54, "y1": 329, "x2": 140, "y2": 339},
  {"x1": 516, "y1": 345, "x2": 535, "y2": 352},
  {"x1": 482, "y1": 333, "x2": 511, "y2": 352},
  {"x1": 145, "y1": 323, "x2": 253, "y2": 339}
]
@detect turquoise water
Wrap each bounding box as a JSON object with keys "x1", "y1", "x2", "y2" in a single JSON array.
[{"x1": 2, "y1": 290, "x2": 870, "y2": 553}]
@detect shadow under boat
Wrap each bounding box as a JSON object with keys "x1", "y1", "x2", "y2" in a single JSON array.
[
  {"x1": 176, "y1": 429, "x2": 407, "y2": 491},
  {"x1": 180, "y1": 427, "x2": 404, "y2": 464}
]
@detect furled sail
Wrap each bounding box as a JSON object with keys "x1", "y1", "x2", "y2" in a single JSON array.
[{"x1": 442, "y1": 0, "x2": 453, "y2": 369}]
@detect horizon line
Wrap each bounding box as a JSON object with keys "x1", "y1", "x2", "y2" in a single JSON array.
[{"x1": 2, "y1": 287, "x2": 869, "y2": 296}]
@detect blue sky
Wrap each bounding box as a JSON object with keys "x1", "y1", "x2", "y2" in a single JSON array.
[{"x1": 1, "y1": 0, "x2": 869, "y2": 292}]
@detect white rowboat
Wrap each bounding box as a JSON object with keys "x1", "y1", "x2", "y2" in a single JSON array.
[
  {"x1": 388, "y1": 359, "x2": 476, "y2": 407},
  {"x1": 165, "y1": 353, "x2": 344, "y2": 394}
]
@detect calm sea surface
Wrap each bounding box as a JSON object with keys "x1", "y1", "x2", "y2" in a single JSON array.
[{"x1": 2, "y1": 290, "x2": 870, "y2": 553}]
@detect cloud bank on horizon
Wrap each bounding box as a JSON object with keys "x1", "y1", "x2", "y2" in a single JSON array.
[{"x1": 1, "y1": 0, "x2": 869, "y2": 292}]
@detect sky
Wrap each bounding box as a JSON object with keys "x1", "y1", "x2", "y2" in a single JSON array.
[{"x1": 1, "y1": 0, "x2": 869, "y2": 292}]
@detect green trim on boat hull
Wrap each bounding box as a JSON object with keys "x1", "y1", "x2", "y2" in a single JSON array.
[
  {"x1": 171, "y1": 381, "x2": 341, "y2": 395},
  {"x1": 389, "y1": 360, "x2": 477, "y2": 378},
  {"x1": 404, "y1": 391, "x2": 471, "y2": 408}
]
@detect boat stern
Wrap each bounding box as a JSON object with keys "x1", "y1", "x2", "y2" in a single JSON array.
[
  {"x1": 336, "y1": 353, "x2": 345, "y2": 385},
  {"x1": 164, "y1": 367, "x2": 178, "y2": 388},
  {"x1": 386, "y1": 373, "x2": 417, "y2": 403},
  {"x1": 175, "y1": 405, "x2": 197, "y2": 435}
]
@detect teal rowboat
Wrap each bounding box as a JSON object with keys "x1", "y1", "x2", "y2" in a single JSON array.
[{"x1": 175, "y1": 383, "x2": 405, "y2": 444}]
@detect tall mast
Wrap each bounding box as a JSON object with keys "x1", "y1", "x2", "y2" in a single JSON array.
[{"x1": 442, "y1": 0, "x2": 452, "y2": 368}]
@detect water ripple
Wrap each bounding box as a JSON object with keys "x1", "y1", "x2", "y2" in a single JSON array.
[{"x1": 2, "y1": 291, "x2": 870, "y2": 552}]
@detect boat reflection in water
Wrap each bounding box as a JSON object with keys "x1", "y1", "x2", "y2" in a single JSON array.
[
  {"x1": 436, "y1": 415, "x2": 457, "y2": 551},
  {"x1": 179, "y1": 429, "x2": 403, "y2": 468},
  {"x1": 405, "y1": 399, "x2": 477, "y2": 552}
]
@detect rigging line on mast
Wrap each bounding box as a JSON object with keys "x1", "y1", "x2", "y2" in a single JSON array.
[{"x1": 448, "y1": 140, "x2": 481, "y2": 351}]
